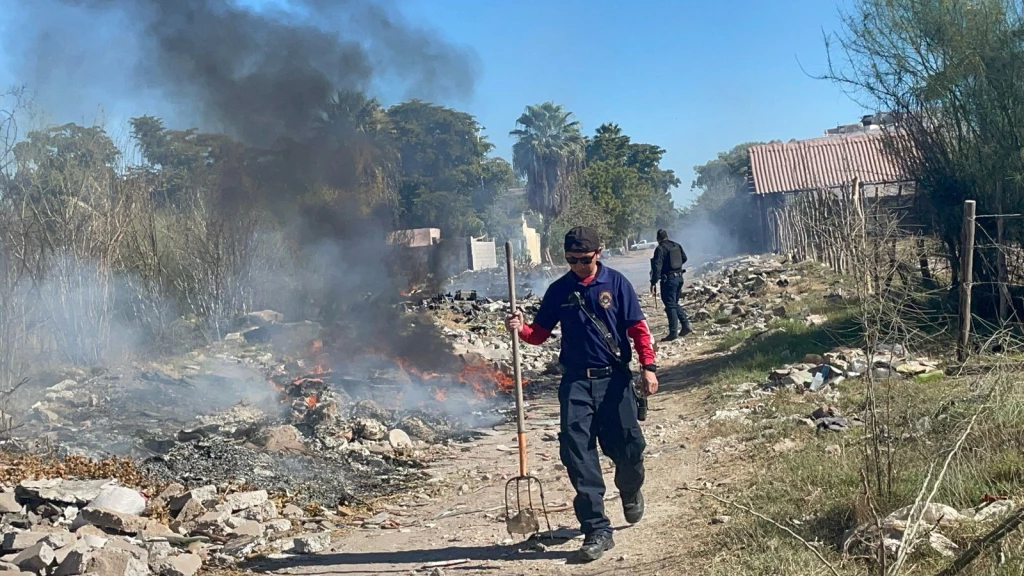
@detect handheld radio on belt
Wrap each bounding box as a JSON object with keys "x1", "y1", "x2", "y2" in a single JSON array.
[{"x1": 571, "y1": 291, "x2": 648, "y2": 421}]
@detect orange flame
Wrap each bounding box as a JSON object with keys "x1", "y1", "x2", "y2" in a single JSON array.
[{"x1": 305, "y1": 393, "x2": 318, "y2": 408}]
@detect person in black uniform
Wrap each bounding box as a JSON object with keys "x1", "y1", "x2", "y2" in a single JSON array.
[
  {"x1": 506, "y1": 226, "x2": 657, "y2": 562},
  {"x1": 650, "y1": 229, "x2": 692, "y2": 341}
]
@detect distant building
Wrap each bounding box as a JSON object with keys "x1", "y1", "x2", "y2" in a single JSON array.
[
  {"x1": 747, "y1": 129, "x2": 916, "y2": 255},
  {"x1": 386, "y1": 228, "x2": 441, "y2": 247}
]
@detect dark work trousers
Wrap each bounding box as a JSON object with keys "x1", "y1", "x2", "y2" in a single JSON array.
[
  {"x1": 660, "y1": 273, "x2": 691, "y2": 336},
  {"x1": 558, "y1": 369, "x2": 646, "y2": 535}
]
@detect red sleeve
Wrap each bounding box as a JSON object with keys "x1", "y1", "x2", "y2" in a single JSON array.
[
  {"x1": 626, "y1": 320, "x2": 655, "y2": 365},
  {"x1": 518, "y1": 322, "x2": 552, "y2": 345}
]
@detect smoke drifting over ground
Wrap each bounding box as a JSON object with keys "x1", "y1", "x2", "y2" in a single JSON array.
[
  {"x1": 670, "y1": 212, "x2": 745, "y2": 272},
  {"x1": 2, "y1": 0, "x2": 478, "y2": 145}
]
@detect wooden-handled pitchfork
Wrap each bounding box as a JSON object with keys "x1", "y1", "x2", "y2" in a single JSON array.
[{"x1": 502, "y1": 241, "x2": 553, "y2": 538}]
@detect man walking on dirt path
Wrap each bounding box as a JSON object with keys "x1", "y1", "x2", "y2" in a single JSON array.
[
  {"x1": 650, "y1": 229, "x2": 692, "y2": 341},
  {"x1": 505, "y1": 226, "x2": 658, "y2": 562}
]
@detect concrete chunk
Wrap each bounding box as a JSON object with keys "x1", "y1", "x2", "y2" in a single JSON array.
[
  {"x1": 222, "y1": 490, "x2": 267, "y2": 512},
  {"x1": 56, "y1": 548, "x2": 150, "y2": 576},
  {"x1": 167, "y1": 486, "x2": 216, "y2": 514},
  {"x1": 0, "y1": 494, "x2": 21, "y2": 515},
  {"x1": 229, "y1": 520, "x2": 263, "y2": 538},
  {"x1": 154, "y1": 553, "x2": 201, "y2": 576},
  {"x1": 219, "y1": 536, "x2": 262, "y2": 558},
  {"x1": 106, "y1": 538, "x2": 148, "y2": 563},
  {"x1": 262, "y1": 519, "x2": 291, "y2": 534},
  {"x1": 74, "y1": 507, "x2": 148, "y2": 534},
  {"x1": 238, "y1": 500, "x2": 277, "y2": 522},
  {"x1": 16, "y1": 479, "x2": 114, "y2": 507},
  {"x1": 12, "y1": 542, "x2": 55, "y2": 573},
  {"x1": 2, "y1": 532, "x2": 74, "y2": 553},
  {"x1": 293, "y1": 533, "x2": 331, "y2": 554}
]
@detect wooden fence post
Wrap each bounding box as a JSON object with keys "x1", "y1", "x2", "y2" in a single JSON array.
[{"x1": 957, "y1": 200, "x2": 976, "y2": 362}]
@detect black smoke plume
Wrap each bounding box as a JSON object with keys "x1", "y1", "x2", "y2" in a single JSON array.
[
  {"x1": 0, "y1": 0, "x2": 481, "y2": 374},
  {"x1": 3, "y1": 0, "x2": 477, "y2": 146}
]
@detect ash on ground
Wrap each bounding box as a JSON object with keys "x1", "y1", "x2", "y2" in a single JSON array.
[{"x1": 6, "y1": 312, "x2": 525, "y2": 511}]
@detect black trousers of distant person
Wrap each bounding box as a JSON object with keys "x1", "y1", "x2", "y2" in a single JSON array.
[
  {"x1": 659, "y1": 272, "x2": 691, "y2": 336},
  {"x1": 557, "y1": 367, "x2": 646, "y2": 536}
]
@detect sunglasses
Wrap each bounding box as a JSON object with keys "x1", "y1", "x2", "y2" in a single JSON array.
[{"x1": 565, "y1": 254, "x2": 596, "y2": 265}]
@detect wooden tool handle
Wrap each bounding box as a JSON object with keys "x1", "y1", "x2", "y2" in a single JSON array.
[{"x1": 505, "y1": 242, "x2": 527, "y2": 476}]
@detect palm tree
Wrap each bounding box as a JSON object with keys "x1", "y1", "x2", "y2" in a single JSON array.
[
  {"x1": 313, "y1": 91, "x2": 399, "y2": 214},
  {"x1": 510, "y1": 102, "x2": 585, "y2": 263}
]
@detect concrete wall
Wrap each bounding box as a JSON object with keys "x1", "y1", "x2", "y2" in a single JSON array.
[
  {"x1": 387, "y1": 228, "x2": 441, "y2": 247},
  {"x1": 470, "y1": 238, "x2": 497, "y2": 270}
]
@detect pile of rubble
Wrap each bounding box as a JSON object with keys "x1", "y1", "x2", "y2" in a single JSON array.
[
  {"x1": 8, "y1": 305, "x2": 531, "y2": 520},
  {"x1": 405, "y1": 291, "x2": 561, "y2": 378},
  {"x1": 844, "y1": 499, "x2": 1018, "y2": 560},
  {"x1": 441, "y1": 265, "x2": 564, "y2": 299},
  {"x1": 679, "y1": 254, "x2": 831, "y2": 336},
  {"x1": 763, "y1": 344, "x2": 943, "y2": 394},
  {"x1": 714, "y1": 343, "x2": 945, "y2": 434},
  {"x1": 0, "y1": 473, "x2": 368, "y2": 576}
]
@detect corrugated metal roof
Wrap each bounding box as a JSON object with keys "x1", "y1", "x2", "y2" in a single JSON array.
[{"x1": 748, "y1": 131, "x2": 911, "y2": 195}]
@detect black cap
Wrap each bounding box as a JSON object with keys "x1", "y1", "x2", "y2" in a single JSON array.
[
  {"x1": 656, "y1": 229, "x2": 668, "y2": 242},
  {"x1": 564, "y1": 226, "x2": 601, "y2": 253}
]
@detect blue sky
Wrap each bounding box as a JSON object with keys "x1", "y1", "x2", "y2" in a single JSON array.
[
  {"x1": 0, "y1": 0, "x2": 867, "y2": 206},
  {"x1": 397, "y1": 0, "x2": 866, "y2": 205}
]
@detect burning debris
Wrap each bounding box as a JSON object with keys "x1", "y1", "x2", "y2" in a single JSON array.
[{"x1": 0, "y1": 299, "x2": 549, "y2": 573}]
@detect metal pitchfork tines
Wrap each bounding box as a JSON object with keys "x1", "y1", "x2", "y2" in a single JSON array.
[{"x1": 502, "y1": 241, "x2": 553, "y2": 539}]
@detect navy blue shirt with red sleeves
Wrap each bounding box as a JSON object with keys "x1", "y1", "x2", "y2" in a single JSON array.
[{"x1": 533, "y1": 263, "x2": 646, "y2": 372}]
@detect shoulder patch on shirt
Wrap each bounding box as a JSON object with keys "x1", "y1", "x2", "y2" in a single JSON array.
[{"x1": 598, "y1": 290, "x2": 613, "y2": 309}]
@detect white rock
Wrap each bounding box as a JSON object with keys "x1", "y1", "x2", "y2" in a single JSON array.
[
  {"x1": 155, "y1": 553, "x2": 202, "y2": 576},
  {"x1": 263, "y1": 519, "x2": 292, "y2": 534},
  {"x1": 885, "y1": 503, "x2": 961, "y2": 528},
  {"x1": 388, "y1": 429, "x2": 413, "y2": 450},
  {"x1": 972, "y1": 499, "x2": 1016, "y2": 522},
  {"x1": 222, "y1": 490, "x2": 268, "y2": 512},
  {"x1": 89, "y1": 486, "x2": 147, "y2": 516},
  {"x1": 293, "y1": 533, "x2": 331, "y2": 554}
]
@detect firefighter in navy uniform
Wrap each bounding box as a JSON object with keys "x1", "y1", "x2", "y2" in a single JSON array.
[
  {"x1": 505, "y1": 226, "x2": 657, "y2": 563},
  {"x1": 650, "y1": 229, "x2": 692, "y2": 341}
]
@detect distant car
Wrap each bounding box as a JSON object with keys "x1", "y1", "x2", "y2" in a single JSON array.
[{"x1": 629, "y1": 240, "x2": 658, "y2": 251}]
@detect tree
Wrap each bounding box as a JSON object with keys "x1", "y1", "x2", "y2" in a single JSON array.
[
  {"x1": 576, "y1": 123, "x2": 680, "y2": 247},
  {"x1": 475, "y1": 157, "x2": 517, "y2": 213},
  {"x1": 510, "y1": 102, "x2": 586, "y2": 262},
  {"x1": 310, "y1": 90, "x2": 399, "y2": 217},
  {"x1": 387, "y1": 99, "x2": 495, "y2": 237},
  {"x1": 823, "y1": 0, "x2": 1024, "y2": 286},
  {"x1": 550, "y1": 183, "x2": 612, "y2": 262}
]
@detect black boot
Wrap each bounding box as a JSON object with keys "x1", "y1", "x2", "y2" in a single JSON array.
[
  {"x1": 663, "y1": 308, "x2": 678, "y2": 342},
  {"x1": 578, "y1": 530, "x2": 615, "y2": 562},
  {"x1": 622, "y1": 489, "x2": 645, "y2": 524},
  {"x1": 677, "y1": 307, "x2": 693, "y2": 337}
]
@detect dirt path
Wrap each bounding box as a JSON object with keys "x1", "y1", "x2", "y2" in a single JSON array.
[{"x1": 244, "y1": 294, "x2": 722, "y2": 576}]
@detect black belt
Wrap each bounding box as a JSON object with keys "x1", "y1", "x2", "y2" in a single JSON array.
[
  {"x1": 566, "y1": 365, "x2": 625, "y2": 380},
  {"x1": 660, "y1": 271, "x2": 684, "y2": 279}
]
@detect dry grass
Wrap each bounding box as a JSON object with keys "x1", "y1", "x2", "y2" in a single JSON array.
[{"x1": 689, "y1": 348, "x2": 1024, "y2": 575}]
